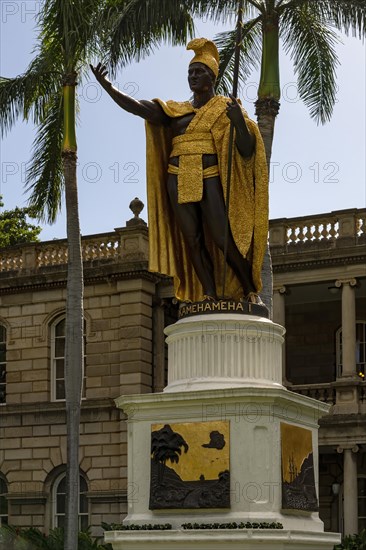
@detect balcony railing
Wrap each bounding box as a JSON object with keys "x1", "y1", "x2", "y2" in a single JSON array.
[
  {"x1": 289, "y1": 381, "x2": 366, "y2": 413},
  {"x1": 0, "y1": 227, "x2": 148, "y2": 274},
  {"x1": 1, "y1": 208, "x2": 364, "y2": 274},
  {"x1": 269, "y1": 208, "x2": 366, "y2": 249},
  {"x1": 289, "y1": 383, "x2": 337, "y2": 405}
]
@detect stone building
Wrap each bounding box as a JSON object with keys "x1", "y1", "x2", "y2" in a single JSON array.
[{"x1": 0, "y1": 204, "x2": 365, "y2": 536}]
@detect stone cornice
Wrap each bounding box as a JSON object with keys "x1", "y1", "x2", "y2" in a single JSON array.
[
  {"x1": 0, "y1": 397, "x2": 123, "y2": 418},
  {"x1": 272, "y1": 253, "x2": 366, "y2": 273},
  {"x1": 0, "y1": 261, "x2": 163, "y2": 295},
  {"x1": 319, "y1": 413, "x2": 366, "y2": 429},
  {"x1": 6, "y1": 492, "x2": 48, "y2": 504}
]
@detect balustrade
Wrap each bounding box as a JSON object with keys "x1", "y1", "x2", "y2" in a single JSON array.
[
  {"x1": 270, "y1": 208, "x2": 365, "y2": 248},
  {"x1": 1, "y1": 208, "x2": 364, "y2": 273},
  {"x1": 289, "y1": 383, "x2": 336, "y2": 405},
  {"x1": 0, "y1": 251, "x2": 22, "y2": 272},
  {"x1": 1, "y1": 233, "x2": 121, "y2": 272},
  {"x1": 287, "y1": 218, "x2": 339, "y2": 244}
]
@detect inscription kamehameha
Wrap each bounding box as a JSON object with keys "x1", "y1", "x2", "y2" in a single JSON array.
[{"x1": 178, "y1": 299, "x2": 269, "y2": 319}]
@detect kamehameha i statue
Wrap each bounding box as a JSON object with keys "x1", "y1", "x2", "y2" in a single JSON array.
[{"x1": 91, "y1": 38, "x2": 268, "y2": 305}]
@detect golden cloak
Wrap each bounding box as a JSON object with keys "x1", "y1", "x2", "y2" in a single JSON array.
[{"x1": 145, "y1": 95, "x2": 268, "y2": 302}]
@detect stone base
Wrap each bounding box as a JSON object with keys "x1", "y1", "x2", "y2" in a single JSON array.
[
  {"x1": 105, "y1": 528, "x2": 340, "y2": 549},
  {"x1": 107, "y1": 314, "x2": 340, "y2": 549},
  {"x1": 114, "y1": 386, "x2": 336, "y2": 531}
]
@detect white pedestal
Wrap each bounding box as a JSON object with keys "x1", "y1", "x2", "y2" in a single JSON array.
[
  {"x1": 165, "y1": 314, "x2": 284, "y2": 391},
  {"x1": 107, "y1": 314, "x2": 340, "y2": 549}
]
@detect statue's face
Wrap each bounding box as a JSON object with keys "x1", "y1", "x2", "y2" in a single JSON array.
[{"x1": 188, "y1": 62, "x2": 215, "y2": 93}]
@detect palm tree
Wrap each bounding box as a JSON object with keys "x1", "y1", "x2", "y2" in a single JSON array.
[
  {"x1": 190, "y1": 0, "x2": 366, "y2": 313},
  {"x1": 0, "y1": 2, "x2": 194, "y2": 547},
  {"x1": 151, "y1": 425, "x2": 189, "y2": 482},
  {"x1": 213, "y1": 1, "x2": 364, "y2": 156},
  {"x1": 0, "y1": 3, "x2": 105, "y2": 547}
]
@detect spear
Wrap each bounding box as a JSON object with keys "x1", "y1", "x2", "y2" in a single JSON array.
[{"x1": 222, "y1": 0, "x2": 244, "y2": 298}]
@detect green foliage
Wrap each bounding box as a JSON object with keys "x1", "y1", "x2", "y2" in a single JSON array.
[
  {"x1": 103, "y1": 0, "x2": 194, "y2": 75},
  {"x1": 195, "y1": 0, "x2": 366, "y2": 123},
  {"x1": 101, "y1": 521, "x2": 283, "y2": 531},
  {"x1": 281, "y1": 3, "x2": 340, "y2": 123},
  {"x1": 0, "y1": 195, "x2": 42, "y2": 248},
  {"x1": 0, "y1": 525, "x2": 112, "y2": 550},
  {"x1": 181, "y1": 521, "x2": 284, "y2": 530},
  {"x1": 214, "y1": 21, "x2": 261, "y2": 96},
  {"x1": 25, "y1": 90, "x2": 64, "y2": 224},
  {"x1": 0, "y1": 0, "x2": 196, "y2": 223},
  {"x1": 101, "y1": 522, "x2": 172, "y2": 531},
  {"x1": 334, "y1": 530, "x2": 366, "y2": 550}
]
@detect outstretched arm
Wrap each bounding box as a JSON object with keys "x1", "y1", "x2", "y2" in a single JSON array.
[
  {"x1": 226, "y1": 94, "x2": 255, "y2": 159},
  {"x1": 90, "y1": 63, "x2": 169, "y2": 125}
]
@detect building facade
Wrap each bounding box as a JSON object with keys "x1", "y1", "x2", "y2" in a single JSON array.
[{"x1": 0, "y1": 205, "x2": 365, "y2": 536}]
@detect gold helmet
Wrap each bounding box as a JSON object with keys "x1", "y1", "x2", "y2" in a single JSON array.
[{"x1": 187, "y1": 38, "x2": 219, "y2": 78}]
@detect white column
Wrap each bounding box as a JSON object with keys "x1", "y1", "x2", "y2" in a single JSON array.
[
  {"x1": 335, "y1": 278, "x2": 357, "y2": 378},
  {"x1": 164, "y1": 314, "x2": 285, "y2": 392},
  {"x1": 273, "y1": 285, "x2": 288, "y2": 384},
  {"x1": 338, "y1": 445, "x2": 359, "y2": 536}
]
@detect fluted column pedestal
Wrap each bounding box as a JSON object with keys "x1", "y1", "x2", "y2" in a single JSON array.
[{"x1": 164, "y1": 314, "x2": 285, "y2": 392}]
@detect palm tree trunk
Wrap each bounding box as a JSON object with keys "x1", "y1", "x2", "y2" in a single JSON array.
[
  {"x1": 255, "y1": 98, "x2": 280, "y2": 169},
  {"x1": 255, "y1": 14, "x2": 281, "y2": 319},
  {"x1": 255, "y1": 97, "x2": 280, "y2": 319},
  {"x1": 62, "y1": 74, "x2": 84, "y2": 550}
]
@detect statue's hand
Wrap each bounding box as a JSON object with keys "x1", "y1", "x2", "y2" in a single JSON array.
[
  {"x1": 90, "y1": 63, "x2": 112, "y2": 89},
  {"x1": 226, "y1": 94, "x2": 244, "y2": 125},
  {"x1": 226, "y1": 94, "x2": 254, "y2": 158}
]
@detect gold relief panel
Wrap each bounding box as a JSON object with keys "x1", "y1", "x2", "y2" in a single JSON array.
[
  {"x1": 280, "y1": 423, "x2": 318, "y2": 512},
  {"x1": 150, "y1": 421, "x2": 230, "y2": 509}
]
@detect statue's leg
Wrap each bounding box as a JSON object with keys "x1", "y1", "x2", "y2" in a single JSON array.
[
  {"x1": 166, "y1": 174, "x2": 217, "y2": 298},
  {"x1": 200, "y1": 177, "x2": 256, "y2": 296}
]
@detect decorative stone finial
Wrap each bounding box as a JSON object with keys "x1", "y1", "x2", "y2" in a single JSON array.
[{"x1": 126, "y1": 197, "x2": 146, "y2": 227}]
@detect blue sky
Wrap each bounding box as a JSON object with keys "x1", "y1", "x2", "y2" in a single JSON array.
[{"x1": 0, "y1": 2, "x2": 365, "y2": 241}]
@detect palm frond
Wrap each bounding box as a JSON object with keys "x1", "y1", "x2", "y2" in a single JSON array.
[
  {"x1": 38, "y1": 0, "x2": 104, "y2": 69},
  {"x1": 316, "y1": 0, "x2": 366, "y2": 39},
  {"x1": 102, "y1": 0, "x2": 196, "y2": 74},
  {"x1": 186, "y1": 0, "x2": 262, "y2": 23},
  {"x1": 277, "y1": 0, "x2": 366, "y2": 38},
  {"x1": 25, "y1": 91, "x2": 64, "y2": 223},
  {"x1": 215, "y1": 17, "x2": 261, "y2": 96},
  {"x1": 281, "y1": 4, "x2": 339, "y2": 124},
  {"x1": 0, "y1": 52, "x2": 60, "y2": 137},
  {"x1": 276, "y1": 0, "x2": 307, "y2": 13}
]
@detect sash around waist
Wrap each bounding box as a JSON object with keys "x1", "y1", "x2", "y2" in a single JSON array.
[
  {"x1": 171, "y1": 132, "x2": 216, "y2": 156},
  {"x1": 168, "y1": 164, "x2": 219, "y2": 179}
]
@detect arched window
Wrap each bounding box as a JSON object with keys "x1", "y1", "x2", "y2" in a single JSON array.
[
  {"x1": 336, "y1": 321, "x2": 366, "y2": 379},
  {"x1": 0, "y1": 475, "x2": 8, "y2": 525},
  {"x1": 51, "y1": 317, "x2": 86, "y2": 401},
  {"x1": 0, "y1": 325, "x2": 6, "y2": 405},
  {"x1": 53, "y1": 473, "x2": 88, "y2": 530}
]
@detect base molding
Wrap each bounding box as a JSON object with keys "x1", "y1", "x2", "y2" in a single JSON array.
[{"x1": 105, "y1": 528, "x2": 340, "y2": 549}]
